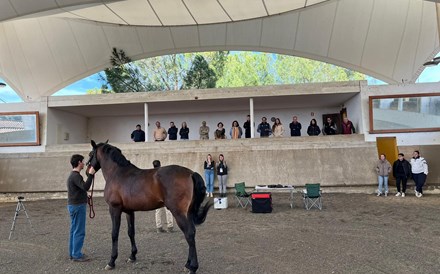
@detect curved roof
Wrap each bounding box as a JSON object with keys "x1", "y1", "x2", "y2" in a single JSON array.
[{"x1": 0, "y1": 0, "x2": 439, "y2": 101}]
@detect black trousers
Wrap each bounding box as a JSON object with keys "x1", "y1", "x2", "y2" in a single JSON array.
[
  {"x1": 412, "y1": 173, "x2": 427, "y2": 194},
  {"x1": 395, "y1": 176, "x2": 407, "y2": 193}
]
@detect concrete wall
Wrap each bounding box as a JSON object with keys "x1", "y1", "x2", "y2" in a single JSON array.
[
  {"x1": 46, "y1": 108, "x2": 88, "y2": 145},
  {"x1": 0, "y1": 135, "x2": 382, "y2": 193},
  {"x1": 345, "y1": 93, "x2": 363, "y2": 133}
]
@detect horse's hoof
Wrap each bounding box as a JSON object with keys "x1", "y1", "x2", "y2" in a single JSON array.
[
  {"x1": 127, "y1": 258, "x2": 136, "y2": 263},
  {"x1": 104, "y1": 264, "x2": 114, "y2": 270}
]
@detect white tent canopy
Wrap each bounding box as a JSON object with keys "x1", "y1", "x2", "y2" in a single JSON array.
[{"x1": 0, "y1": 0, "x2": 439, "y2": 101}]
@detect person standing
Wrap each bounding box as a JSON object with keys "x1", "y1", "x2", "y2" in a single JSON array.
[
  {"x1": 376, "y1": 154, "x2": 391, "y2": 196},
  {"x1": 230, "y1": 120, "x2": 243, "y2": 139},
  {"x1": 204, "y1": 154, "x2": 215, "y2": 198},
  {"x1": 393, "y1": 153, "x2": 411, "y2": 197},
  {"x1": 214, "y1": 122, "x2": 226, "y2": 139},
  {"x1": 289, "y1": 116, "x2": 302, "y2": 136},
  {"x1": 323, "y1": 117, "x2": 337, "y2": 135},
  {"x1": 153, "y1": 121, "x2": 167, "y2": 141},
  {"x1": 153, "y1": 160, "x2": 174, "y2": 233},
  {"x1": 179, "y1": 121, "x2": 189, "y2": 140},
  {"x1": 243, "y1": 115, "x2": 251, "y2": 138},
  {"x1": 410, "y1": 150, "x2": 429, "y2": 198},
  {"x1": 199, "y1": 121, "x2": 210, "y2": 140},
  {"x1": 272, "y1": 118, "x2": 284, "y2": 137},
  {"x1": 307, "y1": 119, "x2": 321, "y2": 136},
  {"x1": 130, "y1": 124, "x2": 145, "y2": 142},
  {"x1": 216, "y1": 154, "x2": 228, "y2": 197},
  {"x1": 341, "y1": 117, "x2": 356, "y2": 134},
  {"x1": 67, "y1": 154, "x2": 95, "y2": 262},
  {"x1": 167, "y1": 122, "x2": 178, "y2": 141},
  {"x1": 257, "y1": 117, "x2": 271, "y2": 138}
]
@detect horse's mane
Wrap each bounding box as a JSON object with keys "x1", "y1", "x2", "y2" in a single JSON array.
[{"x1": 99, "y1": 143, "x2": 132, "y2": 167}]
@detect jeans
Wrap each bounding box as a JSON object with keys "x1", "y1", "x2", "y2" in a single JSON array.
[
  {"x1": 412, "y1": 173, "x2": 427, "y2": 194},
  {"x1": 395, "y1": 176, "x2": 407, "y2": 193},
  {"x1": 67, "y1": 203, "x2": 87, "y2": 259},
  {"x1": 377, "y1": 176, "x2": 389, "y2": 194},
  {"x1": 204, "y1": 169, "x2": 214, "y2": 193},
  {"x1": 217, "y1": 175, "x2": 228, "y2": 195}
]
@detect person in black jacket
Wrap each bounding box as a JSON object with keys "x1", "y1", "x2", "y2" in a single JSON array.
[
  {"x1": 167, "y1": 122, "x2": 178, "y2": 140},
  {"x1": 179, "y1": 121, "x2": 189, "y2": 140},
  {"x1": 392, "y1": 153, "x2": 412, "y2": 197},
  {"x1": 289, "y1": 116, "x2": 302, "y2": 136},
  {"x1": 243, "y1": 115, "x2": 251, "y2": 138},
  {"x1": 216, "y1": 154, "x2": 228, "y2": 197},
  {"x1": 323, "y1": 117, "x2": 337, "y2": 135},
  {"x1": 257, "y1": 117, "x2": 271, "y2": 137},
  {"x1": 307, "y1": 119, "x2": 321, "y2": 136}
]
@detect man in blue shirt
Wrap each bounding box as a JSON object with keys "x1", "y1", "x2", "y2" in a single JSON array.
[{"x1": 257, "y1": 117, "x2": 271, "y2": 138}]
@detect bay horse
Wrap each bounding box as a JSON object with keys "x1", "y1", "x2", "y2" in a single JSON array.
[{"x1": 86, "y1": 140, "x2": 211, "y2": 273}]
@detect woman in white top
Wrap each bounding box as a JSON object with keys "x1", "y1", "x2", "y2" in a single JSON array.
[{"x1": 272, "y1": 118, "x2": 284, "y2": 137}]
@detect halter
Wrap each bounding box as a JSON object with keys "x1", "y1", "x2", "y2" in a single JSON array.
[{"x1": 86, "y1": 150, "x2": 97, "y2": 219}]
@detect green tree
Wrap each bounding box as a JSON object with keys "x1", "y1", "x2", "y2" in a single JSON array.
[
  {"x1": 100, "y1": 48, "x2": 148, "y2": 93},
  {"x1": 183, "y1": 55, "x2": 217, "y2": 89}
]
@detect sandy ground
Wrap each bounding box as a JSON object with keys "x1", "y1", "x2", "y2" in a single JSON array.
[{"x1": 1, "y1": 192, "x2": 440, "y2": 274}]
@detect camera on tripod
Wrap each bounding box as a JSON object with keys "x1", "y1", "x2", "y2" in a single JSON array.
[{"x1": 17, "y1": 196, "x2": 24, "y2": 200}]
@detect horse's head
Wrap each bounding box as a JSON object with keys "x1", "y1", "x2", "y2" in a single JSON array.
[{"x1": 86, "y1": 139, "x2": 108, "y2": 175}]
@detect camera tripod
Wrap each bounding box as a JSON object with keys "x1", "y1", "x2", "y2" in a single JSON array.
[{"x1": 9, "y1": 196, "x2": 35, "y2": 240}]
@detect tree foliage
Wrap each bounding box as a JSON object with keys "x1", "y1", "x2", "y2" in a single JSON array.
[{"x1": 183, "y1": 55, "x2": 217, "y2": 89}]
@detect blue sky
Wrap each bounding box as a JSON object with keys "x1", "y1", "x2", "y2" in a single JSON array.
[{"x1": 1, "y1": 57, "x2": 439, "y2": 103}]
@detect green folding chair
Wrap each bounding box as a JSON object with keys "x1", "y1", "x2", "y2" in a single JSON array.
[
  {"x1": 302, "y1": 183, "x2": 322, "y2": 210},
  {"x1": 234, "y1": 182, "x2": 251, "y2": 208}
]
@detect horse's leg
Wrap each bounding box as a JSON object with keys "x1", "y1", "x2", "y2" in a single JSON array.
[
  {"x1": 174, "y1": 213, "x2": 198, "y2": 273},
  {"x1": 126, "y1": 211, "x2": 137, "y2": 262},
  {"x1": 105, "y1": 206, "x2": 122, "y2": 270}
]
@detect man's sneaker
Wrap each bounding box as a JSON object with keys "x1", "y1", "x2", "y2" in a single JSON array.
[
  {"x1": 416, "y1": 192, "x2": 423, "y2": 198},
  {"x1": 156, "y1": 227, "x2": 166, "y2": 233},
  {"x1": 415, "y1": 191, "x2": 419, "y2": 196},
  {"x1": 72, "y1": 254, "x2": 91, "y2": 262},
  {"x1": 401, "y1": 193, "x2": 405, "y2": 197},
  {"x1": 395, "y1": 192, "x2": 401, "y2": 197},
  {"x1": 384, "y1": 192, "x2": 388, "y2": 197},
  {"x1": 377, "y1": 192, "x2": 381, "y2": 197}
]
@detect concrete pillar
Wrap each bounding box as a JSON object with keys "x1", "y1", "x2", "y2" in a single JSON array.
[
  {"x1": 250, "y1": 98, "x2": 255, "y2": 138},
  {"x1": 144, "y1": 103, "x2": 149, "y2": 142}
]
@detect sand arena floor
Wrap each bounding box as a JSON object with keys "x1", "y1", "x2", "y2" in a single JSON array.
[{"x1": 1, "y1": 193, "x2": 440, "y2": 274}]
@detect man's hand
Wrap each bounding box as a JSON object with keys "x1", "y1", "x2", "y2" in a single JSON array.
[{"x1": 88, "y1": 166, "x2": 96, "y2": 175}]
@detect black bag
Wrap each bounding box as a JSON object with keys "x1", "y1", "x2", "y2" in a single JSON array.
[{"x1": 251, "y1": 192, "x2": 272, "y2": 213}]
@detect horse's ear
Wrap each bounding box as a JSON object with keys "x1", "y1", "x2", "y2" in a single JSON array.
[
  {"x1": 105, "y1": 139, "x2": 109, "y2": 144},
  {"x1": 91, "y1": 140, "x2": 97, "y2": 149}
]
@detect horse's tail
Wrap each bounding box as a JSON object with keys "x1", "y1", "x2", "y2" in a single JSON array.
[{"x1": 191, "y1": 172, "x2": 212, "y2": 225}]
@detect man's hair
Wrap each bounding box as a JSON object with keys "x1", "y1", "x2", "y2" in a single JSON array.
[
  {"x1": 152, "y1": 160, "x2": 161, "y2": 168},
  {"x1": 398, "y1": 153, "x2": 404, "y2": 156},
  {"x1": 70, "y1": 154, "x2": 84, "y2": 168},
  {"x1": 414, "y1": 150, "x2": 420, "y2": 155},
  {"x1": 136, "y1": 124, "x2": 141, "y2": 128}
]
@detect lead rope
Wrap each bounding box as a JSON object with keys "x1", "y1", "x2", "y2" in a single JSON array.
[{"x1": 87, "y1": 176, "x2": 95, "y2": 219}]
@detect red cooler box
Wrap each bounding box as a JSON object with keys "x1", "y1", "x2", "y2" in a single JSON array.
[{"x1": 251, "y1": 192, "x2": 272, "y2": 213}]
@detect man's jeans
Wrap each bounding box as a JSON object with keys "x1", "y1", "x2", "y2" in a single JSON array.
[
  {"x1": 67, "y1": 203, "x2": 86, "y2": 259},
  {"x1": 378, "y1": 176, "x2": 389, "y2": 194}
]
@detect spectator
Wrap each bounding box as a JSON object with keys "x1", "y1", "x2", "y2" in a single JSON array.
[
  {"x1": 243, "y1": 115, "x2": 251, "y2": 138},
  {"x1": 216, "y1": 154, "x2": 228, "y2": 197},
  {"x1": 67, "y1": 154, "x2": 95, "y2": 262},
  {"x1": 307, "y1": 119, "x2": 321, "y2": 136},
  {"x1": 199, "y1": 121, "x2": 210, "y2": 140},
  {"x1": 272, "y1": 118, "x2": 284, "y2": 137},
  {"x1": 214, "y1": 122, "x2": 226, "y2": 139},
  {"x1": 323, "y1": 117, "x2": 337, "y2": 135},
  {"x1": 411, "y1": 150, "x2": 429, "y2": 198},
  {"x1": 393, "y1": 153, "x2": 411, "y2": 197},
  {"x1": 376, "y1": 154, "x2": 391, "y2": 196},
  {"x1": 289, "y1": 116, "x2": 302, "y2": 136},
  {"x1": 153, "y1": 121, "x2": 167, "y2": 141},
  {"x1": 257, "y1": 117, "x2": 271, "y2": 138},
  {"x1": 179, "y1": 121, "x2": 189, "y2": 140},
  {"x1": 153, "y1": 160, "x2": 174, "y2": 233},
  {"x1": 341, "y1": 117, "x2": 356, "y2": 134},
  {"x1": 230, "y1": 120, "x2": 243, "y2": 139},
  {"x1": 130, "y1": 124, "x2": 145, "y2": 142},
  {"x1": 167, "y1": 122, "x2": 178, "y2": 141},
  {"x1": 204, "y1": 154, "x2": 215, "y2": 198}
]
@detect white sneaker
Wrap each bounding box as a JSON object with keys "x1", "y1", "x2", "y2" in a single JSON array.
[
  {"x1": 401, "y1": 193, "x2": 405, "y2": 197},
  {"x1": 416, "y1": 192, "x2": 423, "y2": 198},
  {"x1": 206, "y1": 193, "x2": 209, "y2": 197},
  {"x1": 414, "y1": 191, "x2": 419, "y2": 197},
  {"x1": 384, "y1": 192, "x2": 388, "y2": 197},
  {"x1": 377, "y1": 192, "x2": 381, "y2": 197},
  {"x1": 395, "y1": 192, "x2": 401, "y2": 197}
]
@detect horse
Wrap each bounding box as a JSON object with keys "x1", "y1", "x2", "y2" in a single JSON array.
[{"x1": 86, "y1": 140, "x2": 212, "y2": 273}]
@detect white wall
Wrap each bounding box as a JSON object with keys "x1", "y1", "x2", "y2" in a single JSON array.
[
  {"x1": 344, "y1": 93, "x2": 362, "y2": 133},
  {"x1": 47, "y1": 108, "x2": 88, "y2": 145},
  {"x1": 87, "y1": 106, "x2": 343, "y2": 143},
  {"x1": 361, "y1": 82, "x2": 440, "y2": 145}
]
